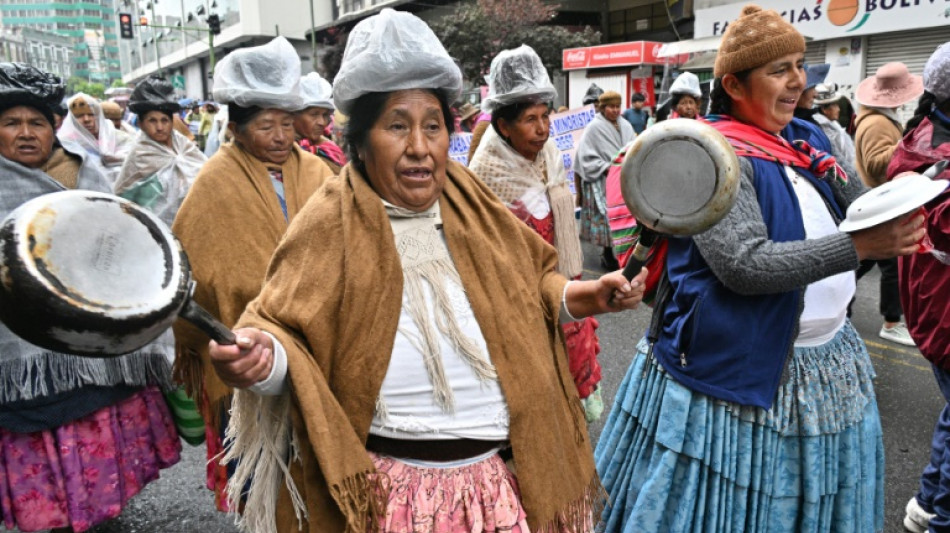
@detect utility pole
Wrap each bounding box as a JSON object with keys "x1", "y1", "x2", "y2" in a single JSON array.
[
  {"x1": 144, "y1": 1, "x2": 163, "y2": 75},
  {"x1": 308, "y1": 0, "x2": 317, "y2": 72}
]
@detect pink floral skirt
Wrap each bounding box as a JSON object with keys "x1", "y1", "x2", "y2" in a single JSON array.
[
  {"x1": 371, "y1": 451, "x2": 530, "y2": 532},
  {"x1": 0, "y1": 386, "x2": 182, "y2": 532}
]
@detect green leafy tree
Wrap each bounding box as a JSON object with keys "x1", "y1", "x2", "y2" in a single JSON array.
[
  {"x1": 430, "y1": 0, "x2": 600, "y2": 83},
  {"x1": 66, "y1": 77, "x2": 106, "y2": 100},
  {"x1": 110, "y1": 79, "x2": 126, "y2": 88}
]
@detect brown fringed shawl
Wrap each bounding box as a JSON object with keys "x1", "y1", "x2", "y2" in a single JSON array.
[
  {"x1": 171, "y1": 143, "x2": 333, "y2": 429},
  {"x1": 227, "y1": 160, "x2": 600, "y2": 532}
]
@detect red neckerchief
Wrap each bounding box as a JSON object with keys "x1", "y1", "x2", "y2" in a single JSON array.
[{"x1": 703, "y1": 114, "x2": 846, "y2": 185}]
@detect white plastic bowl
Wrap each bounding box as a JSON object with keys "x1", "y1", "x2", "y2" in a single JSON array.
[{"x1": 839, "y1": 174, "x2": 949, "y2": 232}]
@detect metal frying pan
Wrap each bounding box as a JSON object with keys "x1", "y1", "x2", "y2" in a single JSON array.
[
  {"x1": 0, "y1": 190, "x2": 235, "y2": 356},
  {"x1": 619, "y1": 118, "x2": 740, "y2": 280}
]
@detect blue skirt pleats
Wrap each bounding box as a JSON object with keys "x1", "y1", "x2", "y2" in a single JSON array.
[{"x1": 595, "y1": 321, "x2": 884, "y2": 533}]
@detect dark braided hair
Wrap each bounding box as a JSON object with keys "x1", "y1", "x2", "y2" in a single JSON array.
[
  {"x1": 905, "y1": 91, "x2": 936, "y2": 135},
  {"x1": 708, "y1": 70, "x2": 752, "y2": 116}
]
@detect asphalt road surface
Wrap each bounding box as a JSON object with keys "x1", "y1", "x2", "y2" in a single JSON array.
[{"x1": 5, "y1": 244, "x2": 942, "y2": 533}]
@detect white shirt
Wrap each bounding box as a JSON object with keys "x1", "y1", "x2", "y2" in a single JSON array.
[{"x1": 786, "y1": 167, "x2": 855, "y2": 346}]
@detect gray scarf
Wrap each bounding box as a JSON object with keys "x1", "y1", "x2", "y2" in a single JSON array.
[
  {"x1": 0, "y1": 141, "x2": 174, "y2": 403},
  {"x1": 574, "y1": 113, "x2": 635, "y2": 214}
]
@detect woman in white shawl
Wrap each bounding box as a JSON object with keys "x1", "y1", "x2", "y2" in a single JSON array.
[
  {"x1": 469, "y1": 45, "x2": 607, "y2": 421},
  {"x1": 57, "y1": 92, "x2": 133, "y2": 182},
  {"x1": 115, "y1": 75, "x2": 207, "y2": 226},
  {"x1": 575, "y1": 90, "x2": 634, "y2": 270}
]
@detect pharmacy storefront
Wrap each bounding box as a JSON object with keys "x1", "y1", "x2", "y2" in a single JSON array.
[{"x1": 695, "y1": 0, "x2": 950, "y2": 100}]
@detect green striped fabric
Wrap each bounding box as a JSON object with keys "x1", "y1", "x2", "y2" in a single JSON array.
[{"x1": 164, "y1": 386, "x2": 206, "y2": 446}]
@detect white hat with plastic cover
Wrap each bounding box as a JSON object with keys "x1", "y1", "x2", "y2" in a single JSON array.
[
  {"x1": 212, "y1": 36, "x2": 303, "y2": 111},
  {"x1": 480, "y1": 44, "x2": 556, "y2": 114},
  {"x1": 332, "y1": 9, "x2": 462, "y2": 116}
]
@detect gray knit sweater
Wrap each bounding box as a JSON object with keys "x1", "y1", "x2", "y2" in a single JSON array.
[{"x1": 693, "y1": 157, "x2": 866, "y2": 298}]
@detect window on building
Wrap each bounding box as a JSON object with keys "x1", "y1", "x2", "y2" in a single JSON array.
[{"x1": 608, "y1": 1, "x2": 671, "y2": 42}]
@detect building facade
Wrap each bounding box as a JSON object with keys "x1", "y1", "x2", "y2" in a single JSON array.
[
  {"x1": 0, "y1": 0, "x2": 121, "y2": 82},
  {"x1": 118, "y1": 0, "x2": 325, "y2": 100}
]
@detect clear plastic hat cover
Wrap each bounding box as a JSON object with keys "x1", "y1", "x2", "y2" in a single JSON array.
[
  {"x1": 669, "y1": 72, "x2": 702, "y2": 98},
  {"x1": 212, "y1": 36, "x2": 303, "y2": 111},
  {"x1": 298, "y1": 72, "x2": 334, "y2": 110},
  {"x1": 332, "y1": 8, "x2": 462, "y2": 115},
  {"x1": 481, "y1": 45, "x2": 556, "y2": 114}
]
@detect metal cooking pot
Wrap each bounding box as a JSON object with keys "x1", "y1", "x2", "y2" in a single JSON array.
[
  {"x1": 618, "y1": 118, "x2": 740, "y2": 280},
  {"x1": 0, "y1": 190, "x2": 235, "y2": 356}
]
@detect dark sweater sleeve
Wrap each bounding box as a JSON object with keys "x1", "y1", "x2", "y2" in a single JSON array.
[{"x1": 693, "y1": 157, "x2": 861, "y2": 295}]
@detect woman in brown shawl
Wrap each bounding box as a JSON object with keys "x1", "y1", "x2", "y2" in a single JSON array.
[
  {"x1": 207, "y1": 9, "x2": 647, "y2": 533},
  {"x1": 171, "y1": 37, "x2": 333, "y2": 512}
]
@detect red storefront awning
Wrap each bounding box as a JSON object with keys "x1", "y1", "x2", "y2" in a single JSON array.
[{"x1": 562, "y1": 41, "x2": 685, "y2": 71}]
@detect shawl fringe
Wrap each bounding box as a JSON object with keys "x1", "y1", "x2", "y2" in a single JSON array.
[
  {"x1": 222, "y1": 390, "x2": 306, "y2": 532},
  {"x1": 534, "y1": 475, "x2": 605, "y2": 533},
  {"x1": 222, "y1": 389, "x2": 389, "y2": 533},
  {"x1": 0, "y1": 350, "x2": 174, "y2": 402},
  {"x1": 330, "y1": 471, "x2": 389, "y2": 533}
]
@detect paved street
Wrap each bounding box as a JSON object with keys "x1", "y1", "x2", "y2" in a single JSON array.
[{"x1": 15, "y1": 245, "x2": 939, "y2": 533}]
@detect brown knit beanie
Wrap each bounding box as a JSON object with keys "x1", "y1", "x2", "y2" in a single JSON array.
[
  {"x1": 598, "y1": 90, "x2": 622, "y2": 106},
  {"x1": 714, "y1": 4, "x2": 806, "y2": 78}
]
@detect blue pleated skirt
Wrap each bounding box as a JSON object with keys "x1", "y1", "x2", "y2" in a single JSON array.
[{"x1": 595, "y1": 321, "x2": 884, "y2": 533}]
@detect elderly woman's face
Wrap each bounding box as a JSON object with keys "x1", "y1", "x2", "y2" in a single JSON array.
[
  {"x1": 0, "y1": 106, "x2": 55, "y2": 168},
  {"x1": 498, "y1": 102, "x2": 550, "y2": 162},
  {"x1": 675, "y1": 95, "x2": 699, "y2": 119},
  {"x1": 602, "y1": 103, "x2": 621, "y2": 122},
  {"x1": 360, "y1": 89, "x2": 449, "y2": 211},
  {"x1": 232, "y1": 109, "x2": 296, "y2": 165},
  {"x1": 724, "y1": 52, "x2": 805, "y2": 134},
  {"x1": 74, "y1": 109, "x2": 98, "y2": 138},
  {"x1": 293, "y1": 106, "x2": 332, "y2": 143}
]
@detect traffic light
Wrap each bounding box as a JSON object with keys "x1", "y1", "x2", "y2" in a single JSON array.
[
  {"x1": 139, "y1": 16, "x2": 148, "y2": 26},
  {"x1": 119, "y1": 13, "x2": 134, "y2": 39},
  {"x1": 207, "y1": 14, "x2": 220, "y2": 35}
]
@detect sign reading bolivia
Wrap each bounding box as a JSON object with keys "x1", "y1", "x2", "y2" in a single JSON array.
[{"x1": 695, "y1": 0, "x2": 950, "y2": 40}]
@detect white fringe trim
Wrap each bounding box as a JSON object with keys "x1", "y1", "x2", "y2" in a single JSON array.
[{"x1": 222, "y1": 389, "x2": 307, "y2": 533}]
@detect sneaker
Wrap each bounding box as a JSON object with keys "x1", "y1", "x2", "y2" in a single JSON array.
[
  {"x1": 880, "y1": 322, "x2": 917, "y2": 347},
  {"x1": 904, "y1": 496, "x2": 935, "y2": 533}
]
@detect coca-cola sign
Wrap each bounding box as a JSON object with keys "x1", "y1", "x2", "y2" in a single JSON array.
[
  {"x1": 562, "y1": 41, "x2": 669, "y2": 71},
  {"x1": 562, "y1": 48, "x2": 589, "y2": 69}
]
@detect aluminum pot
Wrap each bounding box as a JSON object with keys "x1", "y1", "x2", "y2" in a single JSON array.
[
  {"x1": 618, "y1": 118, "x2": 740, "y2": 280},
  {"x1": 0, "y1": 190, "x2": 234, "y2": 356}
]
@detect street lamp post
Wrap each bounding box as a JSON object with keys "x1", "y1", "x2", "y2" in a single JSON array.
[{"x1": 308, "y1": 0, "x2": 316, "y2": 72}]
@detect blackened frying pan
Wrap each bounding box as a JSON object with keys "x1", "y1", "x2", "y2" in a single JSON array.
[{"x1": 0, "y1": 190, "x2": 234, "y2": 356}]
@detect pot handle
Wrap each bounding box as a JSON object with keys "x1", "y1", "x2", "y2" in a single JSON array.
[
  {"x1": 622, "y1": 228, "x2": 659, "y2": 281},
  {"x1": 179, "y1": 298, "x2": 237, "y2": 345}
]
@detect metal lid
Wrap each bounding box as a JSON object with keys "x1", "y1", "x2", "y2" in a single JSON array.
[{"x1": 620, "y1": 118, "x2": 740, "y2": 236}]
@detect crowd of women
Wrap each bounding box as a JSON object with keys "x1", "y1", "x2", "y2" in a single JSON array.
[{"x1": 1, "y1": 3, "x2": 950, "y2": 533}]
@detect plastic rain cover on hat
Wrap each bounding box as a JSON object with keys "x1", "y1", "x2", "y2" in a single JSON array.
[
  {"x1": 298, "y1": 72, "x2": 334, "y2": 110},
  {"x1": 924, "y1": 42, "x2": 950, "y2": 103},
  {"x1": 212, "y1": 36, "x2": 303, "y2": 111},
  {"x1": 669, "y1": 72, "x2": 701, "y2": 98},
  {"x1": 332, "y1": 9, "x2": 462, "y2": 116},
  {"x1": 129, "y1": 75, "x2": 180, "y2": 115},
  {"x1": 480, "y1": 44, "x2": 556, "y2": 114}
]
